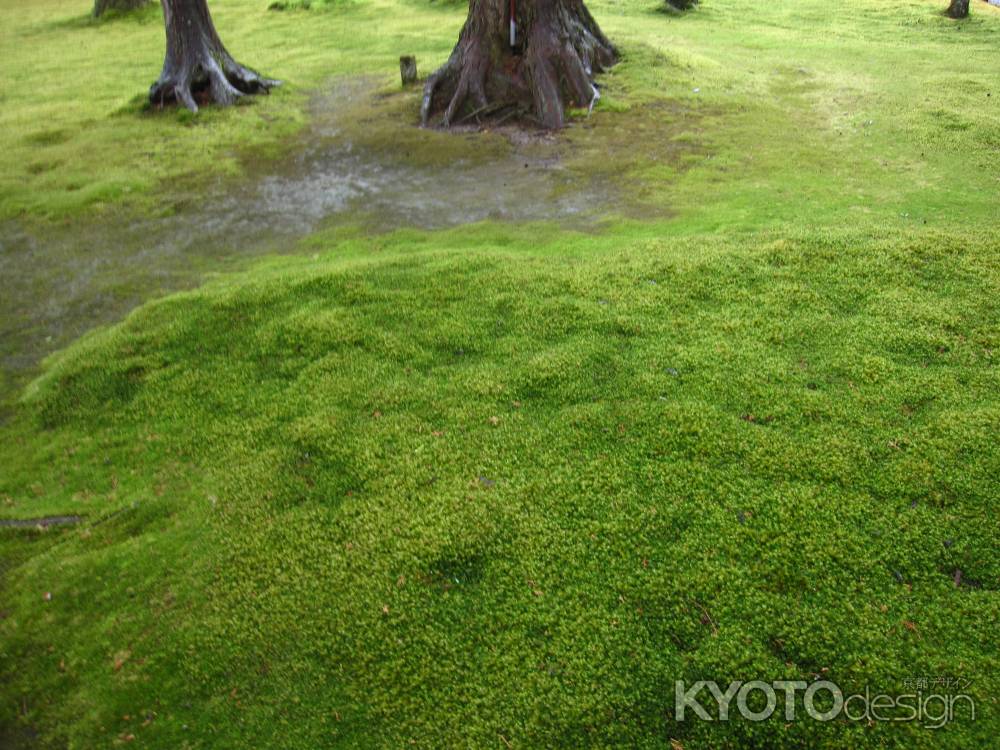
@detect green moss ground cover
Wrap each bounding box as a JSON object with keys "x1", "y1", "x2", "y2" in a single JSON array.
[{"x1": 1, "y1": 0, "x2": 999, "y2": 747}]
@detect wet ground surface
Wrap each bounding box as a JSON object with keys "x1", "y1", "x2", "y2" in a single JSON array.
[{"x1": 0, "y1": 79, "x2": 624, "y2": 407}]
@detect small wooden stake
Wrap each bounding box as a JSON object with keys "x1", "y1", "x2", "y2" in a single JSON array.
[{"x1": 400, "y1": 56, "x2": 418, "y2": 86}]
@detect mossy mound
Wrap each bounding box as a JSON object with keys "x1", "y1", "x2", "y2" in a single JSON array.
[{"x1": 2, "y1": 226, "x2": 998, "y2": 747}]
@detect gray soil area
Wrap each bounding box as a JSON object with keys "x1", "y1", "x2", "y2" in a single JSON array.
[{"x1": 0, "y1": 78, "x2": 633, "y2": 408}]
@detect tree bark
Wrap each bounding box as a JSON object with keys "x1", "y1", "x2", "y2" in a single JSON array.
[
  {"x1": 149, "y1": 0, "x2": 279, "y2": 112},
  {"x1": 422, "y1": 0, "x2": 617, "y2": 129},
  {"x1": 946, "y1": 0, "x2": 969, "y2": 18},
  {"x1": 665, "y1": 0, "x2": 698, "y2": 10},
  {"x1": 94, "y1": 0, "x2": 150, "y2": 17}
]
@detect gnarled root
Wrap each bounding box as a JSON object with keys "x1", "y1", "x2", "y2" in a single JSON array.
[
  {"x1": 149, "y1": 53, "x2": 279, "y2": 112},
  {"x1": 421, "y1": 0, "x2": 617, "y2": 130},
  {"x1": 527, "y1": 1, "x2": 616, "y2": 127},
  {"x1": 421, "y1": 37, "x2": 495, "y2": 128}
]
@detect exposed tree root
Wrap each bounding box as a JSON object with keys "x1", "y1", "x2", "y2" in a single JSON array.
[
  {"x1": 149, "y1": 55, "x2": 279, "y2": 112},
  {"x1": 421, "y1": 0, "x2": 617, "y2": 130},
  {"x1": 0, "y1": 516, "x2": 83, "y2": 529}
]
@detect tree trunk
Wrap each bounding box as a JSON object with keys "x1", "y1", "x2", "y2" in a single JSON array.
[
  {"x1": 665, "y1": 0, "x2": 699, "y2": 10},
  {"x1": 422, "y1": 0, "x2": 617, "y2": 129},
  {"x1": 946, "y1": 0, "x2": 969, "y2": 17},
  {"x1": 93, "y1": 0, "x2": 150, "y2": 17},
  {"x1": 149, "y1": 0, "x2": 279, "y2": 112}
]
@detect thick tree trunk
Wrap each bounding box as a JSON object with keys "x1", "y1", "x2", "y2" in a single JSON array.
[
  {"x1": 149, "y1": 0, "x2": 279, "y2": 112},
  {"x1": 93, "y1": 0, "x2": 150, "y2": 17},
  {"x1": 422, "y1": 0, "x2": 617, "y2": 129},
  {"x1": 946, "y1": 0, "x2": 969, "y2": 17}
]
